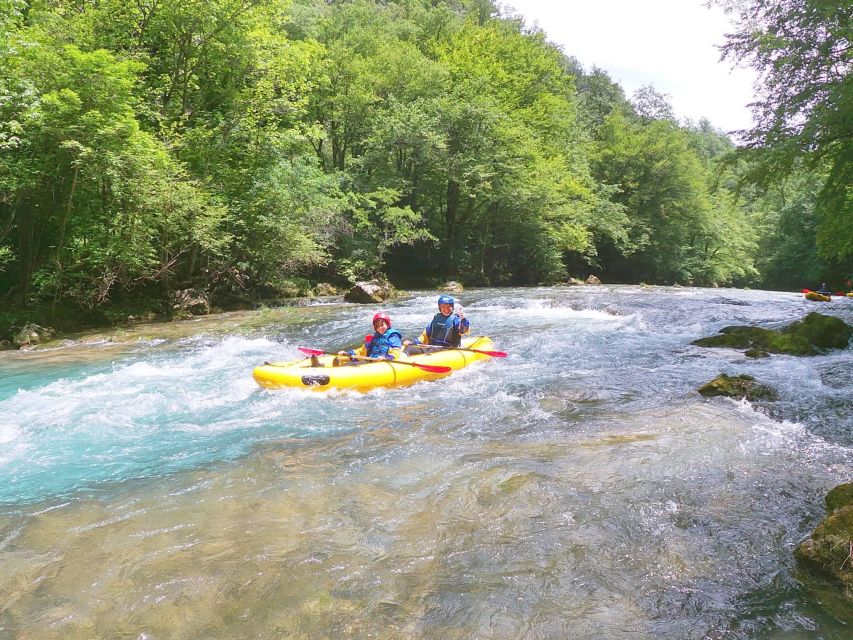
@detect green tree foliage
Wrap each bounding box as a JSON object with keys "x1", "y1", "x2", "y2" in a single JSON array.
[
  {"x1": 592, "y1": 109, "x2": 757, "y2": 285},
  {"x1": 750, "y1": 169, "x2": 832, "y2": 289},
  {"x1": 572, "y1": 65, "x2": 635, "y2": 137},
  {"x1": 714, "y1": 0, "x2": 852, "y2": 261},
  {"x1": 0, "y1": 33, "x2": 226, "y2": 307},
  {"x1": 1, "y1": 0, "x2": 827, "y2": 327}
]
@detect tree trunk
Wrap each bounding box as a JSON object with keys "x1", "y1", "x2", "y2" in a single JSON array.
[
  {"x1": 17, "y1": 204, "x2": 35, "y2": 306},
  {"x1": 55, "y1": 166, "x2": 78, "y2": 267},
  {"x1": 0, "y1": 193, "x2": 21, "y2": 245},
  {"x1": 444, "y1": 179, "x2": 460, "y2": 276}
]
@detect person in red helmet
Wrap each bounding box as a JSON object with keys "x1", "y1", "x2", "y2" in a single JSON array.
[{"x1": 335, "y1": 312, "x2": 403, "y2": 365}]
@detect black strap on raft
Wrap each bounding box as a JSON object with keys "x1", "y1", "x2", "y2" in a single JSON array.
[{"x1": 301, "y1": 374, "x2": 331, "y2": 386}]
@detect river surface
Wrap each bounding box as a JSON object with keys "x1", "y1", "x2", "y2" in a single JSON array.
[{"x1": 1, "y1": 285, "x2": 851, "y2": 639}]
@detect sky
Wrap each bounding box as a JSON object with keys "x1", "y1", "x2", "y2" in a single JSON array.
[{"x1": 503, "y1": 0, "x2": 758, "y2": 135}]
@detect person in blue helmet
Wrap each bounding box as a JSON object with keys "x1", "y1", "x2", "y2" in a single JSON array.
[
  {"x1": 333, "y1": 312, "x2": 402, "y2": 366},
  {"x1": 403, "y1": 294, "x2": 470, "y2": 354}
]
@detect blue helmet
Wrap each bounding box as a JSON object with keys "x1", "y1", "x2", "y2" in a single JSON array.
[{"x1": 438, "y1": 294, "x2": 455, "y2": 307}]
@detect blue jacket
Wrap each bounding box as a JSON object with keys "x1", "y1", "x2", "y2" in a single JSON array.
[
  {"x1": 350, "y1": 328, "x2": 403, "y2": 359},
  {"x1": 417, "y1": 312, "x2": 469, "y2": 347}
]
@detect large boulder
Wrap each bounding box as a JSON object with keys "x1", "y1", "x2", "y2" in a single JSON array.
[
  {"x1": 13, "y1": 323, "x2": 55, "y2": 348},
  {"x1": 440, "y1": 280, "x2": 464, "y2": 293},
  {"x1": 783, "y1": 312, "x2": 853, "y2": 349},
  {"x1": 692, "y1": 312, "x2": 851, "y2": 357},
  {"x1": 586, "y1": 275, "x2": 602, "y2": 285},
  {"x1": 693, "y1": 326, "x2": 815, "y2": 356},
  {"x1": 795, "y1": 482, "x2": 853, "y2": 608},
  {"x1": 344, "y1": 279, "x2": 395, "y2": 304},
  {"x1": 171, "y1": 288, "x2": 210, "y2": 318},
  {"x1": 697, "y1": 373, "x2": 778, "y2": 402},
  {"x1": 313, "y1": 282, "x2": 338, "y2": 297}
]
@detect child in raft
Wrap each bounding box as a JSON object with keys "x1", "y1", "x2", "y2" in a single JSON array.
[
  {"x1": 324, "y1": 312, "x2": 403, "y2": 366},
  {"x1": 403, "y1": 294, "x2": 470, "y2": 355}
]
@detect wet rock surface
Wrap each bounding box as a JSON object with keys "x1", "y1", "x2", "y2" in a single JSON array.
[
  {"x1": 795, "y1": 483, "x2": 853, "y2": 612},
  {"x1": 692, "y1": 312, "x2": 852, "y2": 357},
  {"x1": 697, "y1": 373, "x2": 778, "y2": 402}
]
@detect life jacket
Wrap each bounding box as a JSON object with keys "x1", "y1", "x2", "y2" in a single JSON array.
[
  {"x1": 366, "y1": 328, "x2": 402, "y2": 358},
  {"x1": 426, "y1": 312, "x2": 462, "y2": 347}
]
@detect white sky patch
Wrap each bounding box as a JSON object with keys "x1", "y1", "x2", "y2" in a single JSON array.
[{"x1": 503, "y1": 0, "x2": 758, "y2": 135}]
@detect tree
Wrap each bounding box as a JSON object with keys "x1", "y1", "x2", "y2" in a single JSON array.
[
  {"x1": 632, "y1": 84, "x2": 677, "y2": 124},
  {"x1": 714, "y1": 0, "x2": 852, "y2": 259},
  {"x1": 751, "y1": 168, "x2": 830, "y2": 289},
  {"x1": 572, "y1": 65, "x2": 635, "y2": 136},
  {"x1": 0, "y1": 33, "x2": 227, "y2": 308},
  {"x1": 591, "y1": 111, "x2": 755, "y2": 284}
]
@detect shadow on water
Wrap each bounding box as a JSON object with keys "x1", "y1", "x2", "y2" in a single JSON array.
[{"x1": 0, "y1": 286, "x2": 851, "y2": 638}]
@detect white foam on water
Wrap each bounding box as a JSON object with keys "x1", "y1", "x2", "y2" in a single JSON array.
[
  {"x1": 0, "y1": 422, "x2": 28, "y2": 466},
  {"x1": 0, "y1": 422, "x2": 21, "y2": 444},
  {"x1": 0, "y1": 335, "x2": 333, "y2": 480}
]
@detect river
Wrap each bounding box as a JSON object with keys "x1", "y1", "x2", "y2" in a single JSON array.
[{"x1": 1, "y1": 285, "x2": 851, "y2": 639}]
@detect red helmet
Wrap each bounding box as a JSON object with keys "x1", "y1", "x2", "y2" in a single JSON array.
[{"x1": 372, "y1": 312, "x2": 391, "y2": 329}]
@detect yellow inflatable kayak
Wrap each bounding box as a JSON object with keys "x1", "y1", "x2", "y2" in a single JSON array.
[
  {"x1": 805, "y1": 291, "x2": 831, "y2": 302},
  {"x1": 254, "y1": 336, "x2": 497, "y2": 392}
]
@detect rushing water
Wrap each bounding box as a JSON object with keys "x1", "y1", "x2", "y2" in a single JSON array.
[{"x1": 1, "y1": 286, "x2": 851, "y2": 639}]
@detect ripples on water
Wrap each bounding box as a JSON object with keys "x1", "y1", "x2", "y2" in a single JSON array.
[{"x1": 0, "y1": 286, "x2": 851, "y2": 638}]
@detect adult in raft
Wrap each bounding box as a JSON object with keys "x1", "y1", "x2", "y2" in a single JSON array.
[
  {"x1": 816, "y1": 283, "x2": 833, "y2": 296},
  {"x1": 334, "y1": 312, "x2": 403, "y2": 365},
  {"x1": 403, "y1": 294, "x2": 470, "y2": 355}
]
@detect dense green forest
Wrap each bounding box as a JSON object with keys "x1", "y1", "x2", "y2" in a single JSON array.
[{"x1": 0, "y1": 0, "x2": 850, "y2": 331}]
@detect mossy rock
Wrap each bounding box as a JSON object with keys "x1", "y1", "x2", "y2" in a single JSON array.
[
  {"x1": 744, "y1": 348, "x2": 770, "y2": 359},
  {"x1": 13, "y1": 323, "x2": 56, "y2": 348},
  {"x1": 826, "y1": 482, "x2": 853, "y2": 514},
  {"x1": 795, "y1": 483, "x2": 853, "y2": 602},
  {"x1": 783, "y1": 312, "x2": 853, "y2": 350},
  {"x1": 697, "y1": 373, "x2": 778, "y2": 402},
  {"x1": 496, "y1": 473, "x2": 533, "y2": 494},
  {"x1": 692, "y1": 312, "x2": 852, "y2": 356},
  {"x1": 693, "y1": 326, "x2": 815, "y2": 356}
]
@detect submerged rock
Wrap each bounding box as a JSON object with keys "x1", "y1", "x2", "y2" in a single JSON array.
[
  {"x1": 692, "y1": 312, "x2": 851, "y2": 357},
  {"x1": 795, "y1": 482, "x2": 853, "y2": 605},
  {"x1": 697, "y1": 373, "x2": 778, "y2": 402}
]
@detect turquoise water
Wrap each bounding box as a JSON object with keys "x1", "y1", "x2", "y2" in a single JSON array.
[{"x1": 1, "y1": 287, "x2": 851, "y2": 638}]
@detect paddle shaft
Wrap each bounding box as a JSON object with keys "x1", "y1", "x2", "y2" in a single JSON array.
[
  {"x1": 414, "y1": 343, "x2": 507, "y2": 357},
  {"x1": 296, "y1": 347, "x2": 451, "y2": 373}
]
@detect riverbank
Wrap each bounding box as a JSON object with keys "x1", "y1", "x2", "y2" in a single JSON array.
[{"x1": 0, "y1": 294, "x2": 344, "y2": 351}]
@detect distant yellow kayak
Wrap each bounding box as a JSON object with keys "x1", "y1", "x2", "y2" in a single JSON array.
[
  {"x1": 254, "y1": 336, "x2": 496, "y2": 391},
  {"x1": 804, "y1": 291, "x2": 831, "y2": 302}
]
